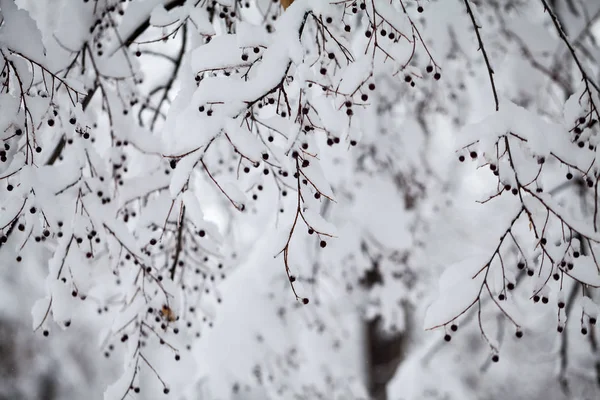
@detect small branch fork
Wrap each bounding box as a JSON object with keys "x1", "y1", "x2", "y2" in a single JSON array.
[
  {"x1": 432, "y1": 131, "x2": 600, "y2": 358},
  {"x1": 275, "y1": 158, "x2": 335, "y2": 304}
]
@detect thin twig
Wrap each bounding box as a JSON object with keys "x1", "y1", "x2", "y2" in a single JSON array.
[{"x1": 463, "y1": 0, "x2": 499, "y2": 111}]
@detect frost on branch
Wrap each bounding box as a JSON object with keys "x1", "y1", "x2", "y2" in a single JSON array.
[
  {"x1": 0, "y1": 0, "x2": 447, "y2": 396},
  {"x1": 13, "y1": 0, "x2": 600, "y2": 397},
  {"x1": 158, "y1": 0, "x2": 440, "y2": 309},
  {"x1": 426, "y1": 6, "x2": 600, "y2": 363}
]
